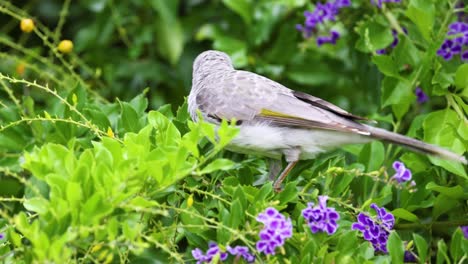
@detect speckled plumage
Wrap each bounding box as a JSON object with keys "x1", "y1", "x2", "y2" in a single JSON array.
[{"x1": 188, "y1": 50, "x2": 467, "y2": 185}]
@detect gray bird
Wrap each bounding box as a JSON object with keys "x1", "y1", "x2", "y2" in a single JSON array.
[{"x1": 188, "y1": 50, "x2": 467, "y2": 190}]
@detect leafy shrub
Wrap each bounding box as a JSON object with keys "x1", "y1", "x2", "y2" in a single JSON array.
[{"x1": 0, "y1": 0, "x2": 467, "y2": 263}]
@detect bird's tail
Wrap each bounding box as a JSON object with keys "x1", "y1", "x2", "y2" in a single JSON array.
[{"x1": 366, "y1": 126, "x2": 467, "y2": 165}]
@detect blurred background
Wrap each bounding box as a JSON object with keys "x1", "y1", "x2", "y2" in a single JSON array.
[{"x1": 0, "y1": 0, "x2": 388, "y2": 117}]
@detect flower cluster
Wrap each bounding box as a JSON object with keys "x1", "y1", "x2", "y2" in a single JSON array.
[
  {"x1": 437, "y1": 22, "x2": 468, "y2": 61},
  {"x1": 391, "y1": 161, "x2": 412, "y2": 183},
  {"x1": 192, "y1": 243, "x2": 228, "y2": 264},
  {"x1": 192, "y1": 243, "x2": 255, "y2": 263},
  {"x1": 352, "y1": 204, "x2": 395, "y2": 253},
  {"x1": 371, "y1": 0, "x2": 401, "y2": 8},
  {"x1": 227, "y1": 246, "x2": 255, "y2": 262},
  {"x1": 415, "y1": 87, "x2": 429, "y2": 104},
  {"x1": 296, "y1": 0, "x2": 350, "y2": 46},
  {"x1": 256, "y1": 207, "x2": 293, "y2": 255},
  {"x1": 302, "y1": 196, "x2": 340, "y2": 235}
]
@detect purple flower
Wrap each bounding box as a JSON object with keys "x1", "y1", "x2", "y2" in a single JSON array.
[
  {"x1": 352, "y1": 204, "x2": 395, "y2": 253},
  {"x1": 448, "y1": 22, "x2": 468, "y2": 35},
  {"x1": 376, "y1": 49, "x2": 387, "y2": 55},
  {"x1": 404, "y1": 250, "x2": 417, "y2": 262},
  {"x1": 316, "y1": 3, "x2": 339, "y2": 23},
  {"x1": 0, "y1": 233, "x2": 4, "y2": 240},
  {"x1": 390, "y1": 29, "x2": 405, "y2": 48},
  {"x1": 192, "y1": 242, "x2": 228, "y2": 264},
  {"x1": 317, "y1": 31, "x2": 340, "y2": 46},
  {"x1": 256, "y1": 207, "x2": 293, "y2": 255},
  {"x1": 392, "y1": 161, "x2": 412, "y2": 183},
  {"x1": 296, "y1": 0, "x2": 350, "y2": 43},
  {"x1": 462, "y1": 50, "x2": 468, "y2": 61},
  {"x1": 302, "y1": 195, "x2": 340, "y2": 235},
  {"x1": 461, "y1": 226, "x2": 468, "y2": 239},
  {"x1": 415, "y1": 87, "x2": 429, "y2": 104},
  {"x1": 437, "y1": 39, "x2": 462, "y2": 60},
  {"x1": 227, "y1": 246, "x2": 255, "y2": 262},
  {"x1": 392, "y1": 161, "x2": 411, "y2": 183},
  {"x1": 371, "y1": 0, "x2": 402, "y2": 8}
]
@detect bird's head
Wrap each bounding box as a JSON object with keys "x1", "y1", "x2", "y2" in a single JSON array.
[{"x1": 192, "y1": 50, "x2": 233, "y2": 78}]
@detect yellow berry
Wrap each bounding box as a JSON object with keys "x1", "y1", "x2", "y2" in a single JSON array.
[
  {"x1": 16, "y1": 63, "x2": 25, "y2": 75},
  {"x1": 20, "y1": 18, "x2": 35, "y2": 33},
  {"x1": 58, "y1": 40, "x2": 73, "y2": 53}
]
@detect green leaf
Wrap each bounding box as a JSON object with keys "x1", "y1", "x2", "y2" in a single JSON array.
[
  {"x1": 450, "y1": 228, "x2": 463, "y2": 261},
  {"x1": 381, "y1": 77, "x2": 414, "y2": 119},
  {"x1": 426, "y1": 182, "x2": 467, "y2": 200},
  {"x1": 413, "y1": 233, "x2": 428, "y2": 263},
  {"x1": 432, "y1": 68, "x2": 453, "y2": 94},
  {"x1": 391, "y1": 208, "x2": 419, "y2": 222},
  {"x1": 372, "y1": 55, "x2": 399, "y2": 77},
  {"x1": 23, "y1": 197, "x2": 49, "y2": 215},
  {"x1": 120, "y1": 102, "x2": 140, "y2": 133},
  {"x1": 356, "y1": 20, "x2": 394, "y2": 52},
  {"x1": 405, "y1": 0, "x2": 435, "y2": 41},
  {"x1": 432, "y1": 194, "x2": 458, "y2": 220},
  {"x1": 423, "y1": 109, "x2": 467, "y2": 178},
  {"x1": 180, "y1": 206, "x2": 206, "y2": 233},
  {"x1": 455, "y1": 64, "x2": 468, "y2": 90},
  {"x1": 222, "y1": 0, "x2": 252, "y2": 24},
  {"x1": 358, "y1": 141, "x2": 385, "y2": 171},
  {"x1": 387, "y1": 232, "x2": 404, "y2": 264},
  {"x1": 275, "y1": 182, "x2": 298, "y2": 205},
  {"x1": 129, "y1": 92, "x2": 149, "y2": 115},
  {"x1": 393, "y1": 36, "x2": 421, "y2": 68},
  {"x1": 80, "y1": 193, "x2": 113, "y2": 225},
  {"x1": 229, "y1": 199, "x2": 243, "y2": 228},
  {"x1": 336, "y1": 231, "x2": 359, "y2": 255},
  {"x1": 66, "y1": 182, "x2": 83, "y2": 205},
  {"x1": 148, "y1": 111, "x2": 181, "y2": 147},
  {"x1": 436, "y1": 239, "x2": 450, "y2": 264},
  {"x1": 200, "y1": 159, "x2": 235, "y2": 175},
  {"x1": 150, "y1": 0, "x2": 184, "y2": 65}
]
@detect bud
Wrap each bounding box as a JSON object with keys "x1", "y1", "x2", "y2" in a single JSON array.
[
  {"x1": 187, "y1": 194, "x2": 194, "y2": 208},
  {"x1": 107, "y1": 127, "x2": 114, "y2": 138},
  {"x1": 58, "y1": 40, "x2": 73, "y2": 53},
  {"x1": 20, "y1": 19, "x2": 35, "y2": 33},
  {"x1": 91, "y1": 243, "x2": 102, "y2": 253},
  {"x1": 72, "y1": 93, "x2": 78, "y2": 106}
]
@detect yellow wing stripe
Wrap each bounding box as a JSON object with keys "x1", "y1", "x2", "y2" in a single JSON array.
[{"x1": 260, "y1": 109, "x2": 299, "y2": 119}]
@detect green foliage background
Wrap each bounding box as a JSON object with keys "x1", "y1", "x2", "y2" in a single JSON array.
[{"x1": 0, "y1": 0, "x2": 467, "y2": 263}]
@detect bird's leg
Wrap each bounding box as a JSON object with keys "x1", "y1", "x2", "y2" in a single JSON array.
[
  {"x1": 273, "y1": 161, "x2": 298, "y2": 192},
  {"x1": 267, "y1": 159, "x2": 283, "y2": 181}
]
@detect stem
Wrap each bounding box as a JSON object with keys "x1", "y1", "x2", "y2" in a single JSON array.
[
  {"x1": 446, "y1": 94, "x2": 468, "y2": 124},
  {"x1": 382, "y1": 7, "x2": 404, "y2": 35},
  {"x1": 395, "y1": 219, "x2": 468, "y2": 230}
]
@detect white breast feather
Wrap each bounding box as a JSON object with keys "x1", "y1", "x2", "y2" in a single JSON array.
[{"x1": 228, "y1": 123, "x2": 371, "y2": 160}]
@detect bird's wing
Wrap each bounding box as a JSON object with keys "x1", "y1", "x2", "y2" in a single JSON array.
[{"x1": 196, "y1": 70, "x2": 370, "y2": 135}]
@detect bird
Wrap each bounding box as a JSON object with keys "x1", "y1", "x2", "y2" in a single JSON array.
[{"x1": 188, "y1": 50, "x2": 467, "y2": 191}]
